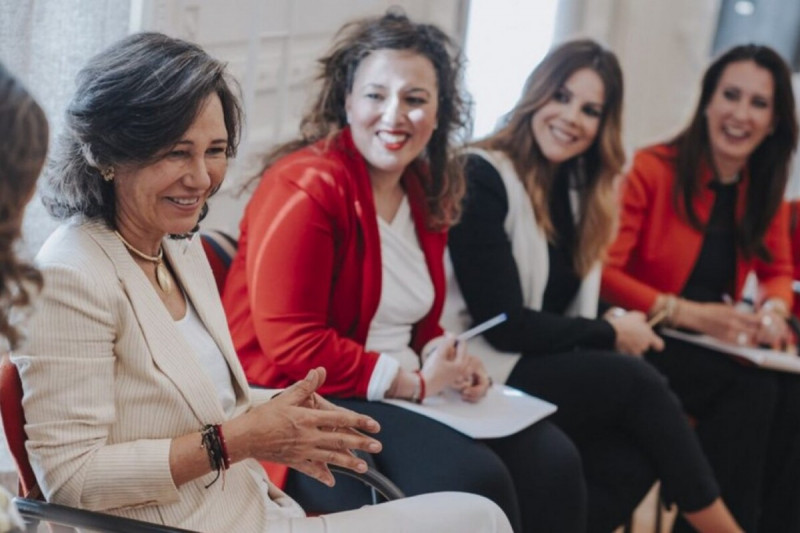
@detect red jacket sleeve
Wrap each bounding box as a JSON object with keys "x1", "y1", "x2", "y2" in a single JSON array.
[
  {"x1": 244, "y1": 168, "x2": 378, "y2": 398},
  {"x1": 601, "y1": 152, "x2": 663, "y2": 312},
  {"x1": 753, "y1": 200, "x2": 793, "y2": 307}
]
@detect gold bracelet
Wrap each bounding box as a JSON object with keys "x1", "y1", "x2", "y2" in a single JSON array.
[
  {"x1": 662, "y1": 294, "x2": 679, "y2": 327},
  {"x1": 762, "y1": 298, "x2": 789, "y2": 318}
]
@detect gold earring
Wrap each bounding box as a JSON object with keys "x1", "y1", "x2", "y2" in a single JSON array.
[{"x1": 101, "y1": 167, "x2": 115, "y2": 182}]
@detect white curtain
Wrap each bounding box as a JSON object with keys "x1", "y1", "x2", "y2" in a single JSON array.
[{"x1": 0, "y1": 0, "x2": 132, "y2": 253}]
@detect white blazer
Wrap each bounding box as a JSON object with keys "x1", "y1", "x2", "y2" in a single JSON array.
[{"x1": 13, "y1": 219, "x2": 303, "y2": 531}]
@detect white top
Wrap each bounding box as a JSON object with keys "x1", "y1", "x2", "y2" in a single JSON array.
[
  {"x1": 175, "y1": 297, "x2": 237, "y2": 416},
  {"x1": 365, "y1": 196, "x2": 435, "y2": 400}
]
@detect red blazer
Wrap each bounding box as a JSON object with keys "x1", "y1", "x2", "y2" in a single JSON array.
[
  {"x1": 789, "y1": 200, "x2": 800, "y2": 317},
  {"x1": 601, "y1": 143, "x2": 792, "y2": 312},
  {"x1": 222, "y1": 128, "x2": 446, "y2": 398}
]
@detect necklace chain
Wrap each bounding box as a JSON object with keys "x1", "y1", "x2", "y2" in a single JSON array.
[{"x1": 114, "y1": 231, "x2": 174, "y2": 294}]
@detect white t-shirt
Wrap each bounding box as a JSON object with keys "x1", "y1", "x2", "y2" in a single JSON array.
[
  {"x1": 365, "y1": 196, "x2": 435, "y2": 400},
  {"x1": 175, "y1": 298, "x2": 237, "y2": 416}
]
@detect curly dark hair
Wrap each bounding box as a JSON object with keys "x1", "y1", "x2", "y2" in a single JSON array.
[
  {"x1": 42, "y1": 32, "x2": 243, "y2": 236},
  {"x1": 0, "y1": 63, "x2": 48, "y2": 350},
  {"x1": 254, "y1": 9, "x2": 472, "y2": 229},
  {"x1": 670, "y1": 44, "x2": 798, "y2": 261}
]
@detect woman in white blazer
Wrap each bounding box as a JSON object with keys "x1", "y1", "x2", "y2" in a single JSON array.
[{"x1": 14, "y1": 32, "x2": 511, "y2": 533}]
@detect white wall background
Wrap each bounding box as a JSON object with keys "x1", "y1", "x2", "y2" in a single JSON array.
[{"x1": 555, "y1": 0, "x2": 722, "y2": 154}]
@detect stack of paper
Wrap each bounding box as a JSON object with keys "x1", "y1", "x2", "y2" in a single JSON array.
[
  {"x1": 383, "y1": 384, "x2": 557, "y2": 439},
  {"x1": 662, "y1": 328, "x2": 800, "y2": 374}
]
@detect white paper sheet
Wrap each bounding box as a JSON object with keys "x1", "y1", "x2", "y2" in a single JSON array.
[
  {"x1": 383, "y1": 384, "x2": 557, "y2": 439},
  {"x1": 662, "y1": 328, "x2": 800, "y2": 374}
]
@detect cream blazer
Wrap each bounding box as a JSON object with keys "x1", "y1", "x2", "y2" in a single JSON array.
[{"x1": 13, "y1": 219, "x2": 303, "y2": 532}]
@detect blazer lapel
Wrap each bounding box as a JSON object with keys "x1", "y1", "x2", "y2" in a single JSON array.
[
  {"x1": 405, "y1": 170, "x2": 445, "y2": 294},
  {"x1": 163, "y1": 237, "x2": 252, "y2": 404},
  {"x1": 90, "y1": 224, "x2": 226, "y2": 423},
  {"x1": 340, "y1": 129, "x2": 382, "y2": 342}
]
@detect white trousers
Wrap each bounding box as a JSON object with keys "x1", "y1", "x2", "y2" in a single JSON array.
[{"x1": 267, "y1": 492, "x2": 513, "y2": 533}]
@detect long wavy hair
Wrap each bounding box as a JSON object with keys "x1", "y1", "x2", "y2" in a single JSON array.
[
  {"x1": 475, "y1": 39, "x2": 624, "y2": 277},
  {"x1": 669, "y1": 44, "x2": 797, "y2": 261},
  {"x1": 0, "y1": 63, "x2": 48, "y2": 350},
  {"x1": 42, "y1": 32, "x2": 243, "y2": 237},
  {"x1": 253, "y1": 9, "x2": 471, "y2": 230}
]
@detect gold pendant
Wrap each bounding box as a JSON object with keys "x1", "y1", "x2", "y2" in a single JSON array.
[{"x1": 155, "y1": 262, "x2": 173, "y2": 294}]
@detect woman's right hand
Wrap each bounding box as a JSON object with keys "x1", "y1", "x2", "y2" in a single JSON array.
[
  {"x1": 678, "y1": 300, "x2": 762, "y2": 346},
  {"x1": 227, "y1": 367, "x2": 382, "y2": 487},
  {"x1": 607, "y1": 311, "x2": 664, "y2": 356},
  {"x1": 420, "y1": 335, "x2": 472, "y2": 397}
]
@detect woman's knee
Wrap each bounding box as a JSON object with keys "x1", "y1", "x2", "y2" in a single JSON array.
[
  {"x1": 729, "y1": 369, "x2": 779, "y2": 412},
  {"x1": 529, "y1": 421, "x2": 584, "y2": 482},
  {"x1": 394, "y1": 492, "x2": 514, "y2": 533},
  {"x1": 434, "y1": 492, "x2": 514, "y2": 533}
]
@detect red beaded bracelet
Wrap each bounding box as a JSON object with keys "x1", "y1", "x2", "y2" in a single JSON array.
[
  {"x1": 216, "y1": 424, "x2": 231, "y2": 470},
  {"x1": 201, "y1": 424, "x2": 231, "y2": 488},
  {"x1": 413, "y1": 370, "x2": 426, "y2": 404}
]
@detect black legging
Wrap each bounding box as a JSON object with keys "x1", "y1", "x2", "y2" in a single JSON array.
[
  {"x1": 647, "y1": 338, "x2": 800, "y2": 532},
  {"x1": 506, "y1": 349, "x2": 720, "y2": 533},
  {"x1": 284, "y1": 400, "x2": 586, "y2": 533}
]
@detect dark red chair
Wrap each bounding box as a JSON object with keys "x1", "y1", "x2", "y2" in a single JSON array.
[
  {"x1": 199, "y1": 229, "x2": 238, "y2": 293},
  {"x1": 0, "y1": 355, "x2": 39, "y2": 502}
]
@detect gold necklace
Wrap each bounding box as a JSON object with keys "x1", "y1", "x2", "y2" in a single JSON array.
[{"x1": 114, "y1": 231, "x2": 173, "y2": 295}]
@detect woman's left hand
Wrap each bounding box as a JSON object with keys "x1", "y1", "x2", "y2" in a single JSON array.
[
  {"x1": 456, "y1": 354, "x2": 491, "y2": 403},
  {"x1": 753, "y1": 309, "x2": 791, "y2": 350}
]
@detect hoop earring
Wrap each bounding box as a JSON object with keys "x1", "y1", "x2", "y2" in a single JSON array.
[{"x1": 101, "y1": 167, "x2": 115, "y2": 182}]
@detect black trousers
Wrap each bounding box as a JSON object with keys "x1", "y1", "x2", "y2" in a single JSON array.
[
  {"x1": 284, "y1": 400, "x2": 586, "y2": 533},
  {"x1": 646, "y1": 338, "x2": 800, "y2": 533},
  {"x1": 506, "y1": 349, "x2": 720, "y2": 533}
]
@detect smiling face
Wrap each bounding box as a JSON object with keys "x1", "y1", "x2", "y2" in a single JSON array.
[
  {"x1": 531, "y1": 67, "x2": 605, "y2": 164},
  {"x1": 114, "y1": 93, "x2": 229, "y2": 252},
  {"x1": 705, "y1": 59, "x2": 775, "y2": 179},
  {"x1": 345, "y1": 48, "x2": 439, "y2": 186}
]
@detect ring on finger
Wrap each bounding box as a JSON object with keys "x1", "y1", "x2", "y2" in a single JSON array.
[
  {"x1": 762, "y1": 315, "x2": 774, "y2": 328},
  {"x1": 737, "y1": 332, "x2": 748, "y2": 346}
]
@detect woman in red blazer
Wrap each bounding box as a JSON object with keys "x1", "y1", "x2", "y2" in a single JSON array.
[
  {"x1": 602, "y1": 44, "x2": 800, "y2": 532},
  {"x1": 223, "y1": 12, "x2": 584, "y2": 533}
]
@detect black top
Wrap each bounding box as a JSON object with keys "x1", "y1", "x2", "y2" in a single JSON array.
[
  {"x1": 448, "y1": 154, "x2": 615, "y2": 356},
  {"x1": 680, "y1": 180, "x2": 738, "y2": 303},
  {"x1": 541, "y1": 167, "x2": 582, "y2": 314}
]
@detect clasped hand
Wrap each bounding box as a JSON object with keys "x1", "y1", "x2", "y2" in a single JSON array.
[
  {"x1": 605, "y1": 310, "x2": 664, "y2": 356},
  {"x1": 235, "y1": 367, "x2": 381, "y2": 487},
  {"x1": 421, "y1": 335, "x2": 491, "y2": 402}
]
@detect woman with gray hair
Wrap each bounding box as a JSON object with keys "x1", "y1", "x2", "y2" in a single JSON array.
[{"x1": 15, "y1": 32, "x2": 511, "y2": 533}]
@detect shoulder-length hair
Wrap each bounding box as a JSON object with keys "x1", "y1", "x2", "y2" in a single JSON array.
[
  {"x1": 42, "y1": 32, "x2": 243, "y2": 234},
  {"x1": 670, "y1": 44, "x2": 797, "y2": 261},
  {"x1": 475, "y1": 39, "x2": 625, "y2": 277},
  {"x1": 0, "y1": 63, "x2": 48, "y2": 350},
  {"x1": 254, "y1": 9, "x2": 471, "y2": 230}
]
